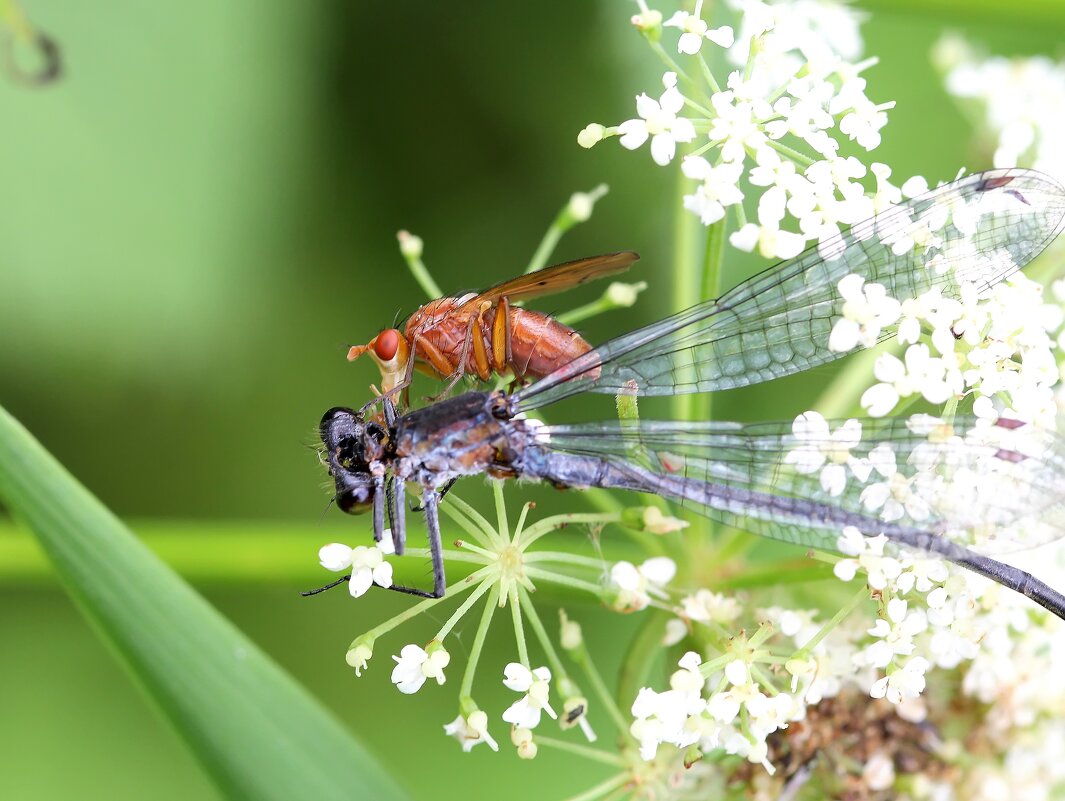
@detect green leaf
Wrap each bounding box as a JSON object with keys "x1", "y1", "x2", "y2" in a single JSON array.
[{"x1": 0, "y1": 404, "x2": 410, "y2": 801}]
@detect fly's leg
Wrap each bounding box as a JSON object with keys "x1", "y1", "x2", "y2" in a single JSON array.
[
  {"x1": 427, "y1": 317, "x2": 477, "y2": 402},
  {"x1": 359, "y1": 349, "x2": 420, "y2": 418},
  {"x1": 490, "y1": 296, "x2": 512, "y2": 373},
  {"x1": 383, "y1": 395, "x2": 398, "y2": 426}
]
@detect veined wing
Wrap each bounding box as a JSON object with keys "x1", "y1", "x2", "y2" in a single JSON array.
[
  {"x1": 536, "y1": 415, "x2": 1065, "y2": 556},
  {"x1": 460, "y1": 251, "x2": 640, "y2": 308},
  {"x1": 513, "y1": 169, "x2": 1065, "y2": 412}
]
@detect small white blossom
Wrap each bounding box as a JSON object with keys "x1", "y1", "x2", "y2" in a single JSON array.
[
  {"x1": 828, "y1": 274, "x2": 902, "y2": 352},
  {"x1": 664, "y1": 2, "x2": 734, "y2": 55},
  {"x1": 871, "y1": 656, "x2": 930, "y2": 704},
  {"x1": 391, "y1": 643, "x2": 451, "y2": 694},
  {"x1": 784, "y1": 411, "x2": 872, "y2": 496},
  {"x1": 610, "y1": 557, "x2": 676, "y2": 611},
  {"x1": 444, "y1": 710, "x2": 499, "y2": 752},
  {"x1": 502, "y1": 664, "x2": 557, "y2": 729},
  {"x1": 617, "y1": 72, "x2": 695, "y2": 166},
  {"x1": 317, "y1": 540, "x2": 394, "y2": 598}
]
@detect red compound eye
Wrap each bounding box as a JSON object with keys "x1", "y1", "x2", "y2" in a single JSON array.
[{"x1": 373, "y1": 329, "x2": 401, "y2": 361}]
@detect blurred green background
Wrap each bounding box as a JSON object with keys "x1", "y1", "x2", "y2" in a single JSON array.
[{"x1": 3, "y1": 2, "x2": 1065, "y2": 799}]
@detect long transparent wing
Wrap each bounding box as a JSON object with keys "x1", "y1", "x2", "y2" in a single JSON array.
[
  {"x1": 537, "y1": 415, "x2": 1065, "y2": 556},
  {"x1": 513, "y1": 169, "x2": 1065, "y2": 412}
]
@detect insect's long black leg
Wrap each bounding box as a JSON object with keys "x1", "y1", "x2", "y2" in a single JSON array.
[
  {"x1": 391, "y1": 477, "x2": 407, "y2": 555},
  {"x1": 300, "y1": 575, "x2": 351, "y2": 596},
  {"x1": 383, "y1": 396, "x2": 398, "y2": 426},
  {"x1": 422, "y1": 489, "x2": 447, "y2": 599},
  {"x1": 371, "y1": 472, "x2": 386, "y2": 544}
]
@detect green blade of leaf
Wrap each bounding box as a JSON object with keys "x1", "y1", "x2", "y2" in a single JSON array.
[{"x1": 0, "y1": 405, "x2": 410, "y2": 801}]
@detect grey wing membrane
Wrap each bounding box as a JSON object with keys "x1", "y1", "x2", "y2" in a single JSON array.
[
  {"x1": 538, "y1": 416, "x2": 1065, "y2": 557},
  {"x1": 512, "y1": 169, "x2": 1065, "y2": 413}
]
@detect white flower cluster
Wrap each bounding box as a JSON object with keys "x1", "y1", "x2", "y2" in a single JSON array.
[
  {"x1": 630, "y1": 651, "x2": 805, "y2": 772},
  {"x1": 838, "y1": 274, "x2": 1065, "y2": 422},
  {"x1": 581, "y1": 0, "x2": 915, "y2": 259},
  {"x1": 935, "y1": 35, "x2": 1065, "y2": 183}
]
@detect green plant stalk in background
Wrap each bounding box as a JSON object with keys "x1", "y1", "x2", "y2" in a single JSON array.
[{"x1": 0, "y1": 404, "x2": 411, "y2": 801}]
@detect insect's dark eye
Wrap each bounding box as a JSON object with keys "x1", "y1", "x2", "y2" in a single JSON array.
[
  {"x1": 337, "y1": 484, "x2": 373, "y2": 514},
  {"x1": 320, "y1": 406, "x2": 358, "y2": 443}
]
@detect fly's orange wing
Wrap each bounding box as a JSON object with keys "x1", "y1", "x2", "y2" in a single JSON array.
[{"x1": 457, "y1": 251, "x2": 640, "y2": 309}]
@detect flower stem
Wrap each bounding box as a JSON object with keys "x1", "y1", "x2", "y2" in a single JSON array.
[
  {"x1": 441, "y1": 493, "x2": 504, "y2": 548},
  {"x1": 492, "y1": 480, "x2": 511, "y2": 541},
  {"x1": 794, "y1": 584, "x2": 869, "y2": 657},
  {"x1": 358, "y1": 567, "x2": 491, "y2": 644},
  {"x1": 399, "y1": 242, "x2": 442, "y2": 300},
  {"x1": 517, "y1": 512, "x2": 622, "y2": 549},
  {"x1": 509, "y1": 585, "x2": 531, "y2": 667},
  {"x1": 459, "y1": 584, "x2": 500, "y2": 699},
  {"x1": 518, "y1": 589, "x2": 571, "y2": 685},
  {"x1": 569, "y1": 635, "x2": 631, "y2": 735},
  {"x1": 436, "y1": 576, "x2": 495, "y2": 640},
  {"x1": 535, "y1": 736, "x2": 627, "y2": 767},
  {"x1": 560, "y1": 773, "x2": 630, "y2": 801},
  {"x1": 524, "y1": 567, "x2": 607, "y2": 597}
]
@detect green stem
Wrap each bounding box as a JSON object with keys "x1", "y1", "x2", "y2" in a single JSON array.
[
  {"x1": 570, "y1": 636, "x2": 631, "y2": 735},
  {"x1": 524, "y1": 552, "x2": 608, "y2": 569},
  {"x1": 459, "y1": 584, "x2": 500, "y2": 699},
  {"x1": 517, "y1": 512, "x2": 622, "y2": 549},
  {"x1": 524, "y1": 567, "x2": 606, "y2": 597},
  {"x1": 362, "y1": 568, "x2": 490, "y2": 642},
  {"x1": 526, "y1": 225, "x2": 565, "y2": 275},
  {"x1": 794, "y1": 584, "x2": 869, "y2": 657},
  {"x1": 518, "y1": 589, "x2": 570, "y2": 684},
  {"x1": 492, "y1": 481, "x2": 511, "y2": 542},
  {"x1": 436, "y1": 577, "x2": 495, "y2": 640},
  {"x1": 560, "y1": 773, "x2": 630, "y2": 801},
  {"x1": 765, "y1": 138, "x2": 817, "y2": 168},
  {"x1": 441, "y1": 494, "x2": 504, "y2": 548},
  {"x1": 400, "y1": 248, "x2": 442, "y2": 300},
  {"x1": 509, "y1": 585, "x2": 530, "y2": 667},
  {"x1": 616, "y1": 610, "x2": 669, "y2": 719},
  {"x1": 534, "y1": 737, "x2": 626, "y2": 767},
  {"x1": 671, "y1": 161, "x2": 701, "y2": 424}
]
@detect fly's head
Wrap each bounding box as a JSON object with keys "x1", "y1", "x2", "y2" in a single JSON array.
[
  {"x1": 346, "y1": 328, "x2": 411, "y2": 396},
  {"x1": 319, "y1": 406, "x2": 390, "y2": 514}
]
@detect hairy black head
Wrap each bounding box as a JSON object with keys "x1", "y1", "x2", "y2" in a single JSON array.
[{"x1": 319, "y1": 407, "x2": 384, "y2": 514}]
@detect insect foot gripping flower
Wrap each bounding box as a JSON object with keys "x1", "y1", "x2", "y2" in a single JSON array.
[
  {"x1": 502, "y1": 664, "x2": 557, "y2": 730},
  {"x1": 609, "y1": 556, "x2": 676, "y2": 611},
  {"x1": 317, "y1": 539, "x2": 394, "y2": 598},
  {"x1": 390, "y1": 642, "x2": 450, "y2": 694}
]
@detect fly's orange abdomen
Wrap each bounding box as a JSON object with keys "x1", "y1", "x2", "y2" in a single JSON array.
[{"x1": 503, "y1": 308, "x2": 590, "y2": 378}]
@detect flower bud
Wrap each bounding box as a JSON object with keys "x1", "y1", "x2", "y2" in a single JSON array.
[
  {"x1": 511, "y1": 727, "x2": 538, "y2": 759},
  {"x1": 558, "y1": 609, "x2": 583, "y2": 651},
  {"x1": 631, "y1": 9, "x2": 663, "y2": 41},
  {"x1": 577, "y1": 123, "x2": 606, "y2": 149},
  {"x1": 396, "y1": 230, "x2": 423, "y2": 260},
  {"x1": 605, "y1": 280, "x2": 646, "y2": 308},
  {"x1": 346, "y1": 636, "x2": 375, "y2": 677}
]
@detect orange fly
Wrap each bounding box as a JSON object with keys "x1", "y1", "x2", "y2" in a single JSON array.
[{"x1": 348, "y1": 251, "x2": 639, "y2": 403}]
